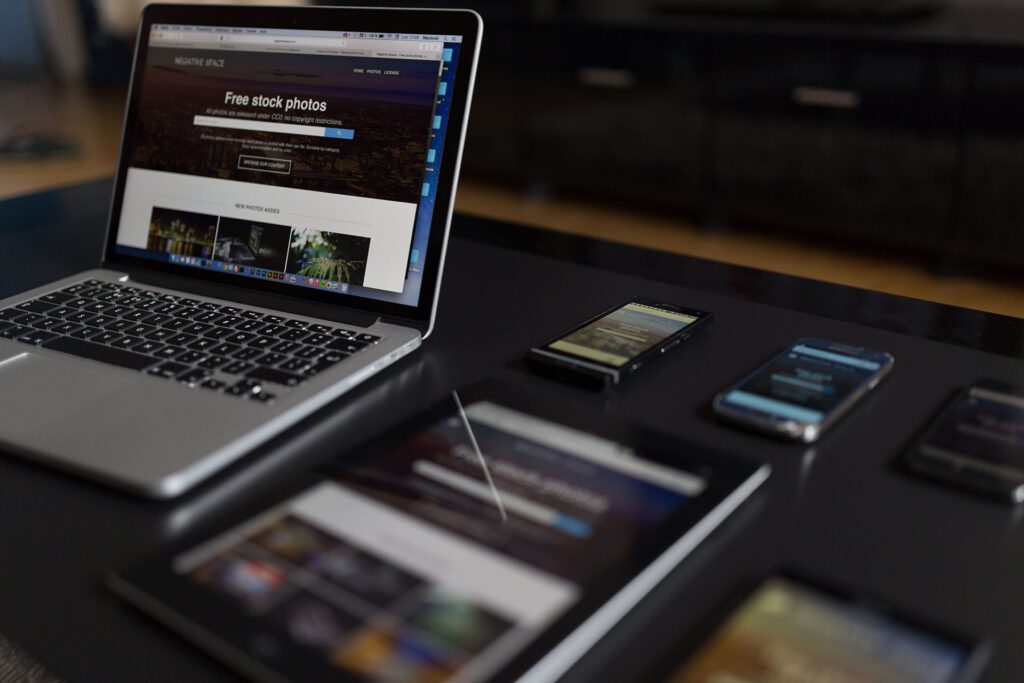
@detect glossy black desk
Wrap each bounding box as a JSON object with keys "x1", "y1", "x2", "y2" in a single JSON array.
[{"x1": 2, "y1": 180, "x2": 1023, "y2": 683}]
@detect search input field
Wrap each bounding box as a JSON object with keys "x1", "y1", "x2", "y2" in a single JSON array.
[{"x1": 193, "y1": 115, "x2": 354, "y2": 140}]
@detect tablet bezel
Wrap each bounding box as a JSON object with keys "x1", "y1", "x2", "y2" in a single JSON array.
[{"x1": 109, "y1": 379, "x2": 768, "y2": 683}]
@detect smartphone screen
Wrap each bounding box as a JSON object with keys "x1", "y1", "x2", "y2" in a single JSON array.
[
  {"x1": 663, "y1": 576, "x2": 976, "y2": 683},
  {"x1": 544, "y1": 301, "x2": 700, "y2": 368},
  {"x1": 718, "y1": 339, "x2": 891, "y2": 427},
  {"x1": 911, "y1": 382, "x2": 1024, "y2": 496}
]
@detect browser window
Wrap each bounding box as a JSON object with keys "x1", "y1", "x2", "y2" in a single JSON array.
[{"x1": 114, "y1": 24, "x2": 463, "y2": 306}]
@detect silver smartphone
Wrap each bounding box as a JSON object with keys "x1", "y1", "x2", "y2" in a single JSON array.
[{"x1": 712, "y1": 337, "x2": 894, "y2": 442}]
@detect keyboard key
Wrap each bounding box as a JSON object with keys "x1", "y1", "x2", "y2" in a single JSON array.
[
  {"x1": 132, "y1": 340, "x2": 165, "y2": 355},
  {"x1": 196, "y1": 356, "x2": 227, "y2": 370},
  {"x1": 356, "y1": 333, "x2": 381, "y2": 344},
  {"x1": 199, "y1": 378, "x2": 226, "y2": 391},
  {"x1": 219, "y1": 307, "x2": 241, "y2": 316},
  {"x1": 153, "y1": 346, "x2": 184, "y2": 360},
  {"x1": 1, "y1": 325, "x2": 33, "y2": 339},
  {"x1": 224, "y1": 331, "x2": 255, "y2": 345},
  {"x1": 122, "y1": 309, "x2": 151, "y2": 322},
  {"x1": 69, "y1": 326, "x2": 103, "y2": 340},
  {"x1": 42, "y1": 336, "x2": 156, "y2": 371},
  {"x1": 106, "y1": 305, "x2": 134, "y2": 317},
  {"x1": 209, "y1": 342, "x2": 241, "y2": 356},
  {"x1": 30, "y1": 317, "x2": 63, "y2": 331},
  {"x1": 153, "y1": 303, "x2": 183, "y2": 315},
  {"x1": 123, "y1": 323, "x2": 155, "y2": 337},
  {"x1": 178, "y1": 298, "x2": 201, "y2": 307},
  {"x1": 147, "y1": 362, "x2": 188, "y2": 379},
  {"x1": 17, "y1": 330, "x2": 57, "y2": 345},
  {"x1": 92, "y1": 331, "x2": 123, "y2": 345},
  {"x1": 50, "y1": 322, "x2": 82, "y2": 335},
  {"x1": 255, "y1": 352, "x2": 287, "y2": 366},
  {"x1": 145, "y1": 328, "x2": 175, "y2": 341},
  {"x1": 103, "y1": 320, "x2": 134, "y2": 332},
  {"x1": 198, "y1": 302, "x2": 221, "y2": 312},
  {"x1": 193, "y1": 311, "x2": 224, "y2": 323},
  {"x1": 163, "y1": 318, "x2": 194, "y2": 331},
  {"x1": 232, "y1": 347, "x2": 263, "y2": 361},
  {"x1": 283, "y1": 319, "x2": 309, "y2": 329},
  {"x1": 181, "y1": 322, "x2": 212, "y2": 335},
  {"x1": 0, "y1": 309, "x2": 25, "y2": 322},
  {"x1": 177, "y1": 368, "x2": 210, "y2": 386},
  {"x1": 222, "y1": 360, "x2": 255, "y2": 375},
  {"x1": 217, "y1": 315, "x2": 245, "y2": 328},
  {"x1": 326, "y1": 338, "x2": 367, "y2": 354},
  {"x1": 48, "y1": 307, "x2": 76, "y2": 318},
  {"x1": 239, "y1": 310, "x2": 264, "y2": 320},
  {"x1": 256, "y1": 323, "x2": 286, "y2": 337},
  {"x1": 13, "y1": 313, "x2": 42, "y2": 326},
  {"x1": 16, "y1": 300, "x2": 57, "y2": 314},
  {"x1": 198, "y1": 355, "x2": 228, "y2": 369},
  {"x1": 332, "y1": 328, "x2": 356, "y2": 338},
  {"x1": 202, "y1": 326, "x2": 237, "y2": 340},
  {"x1": 140, "y1": 313, "x2": 171, "y2": 326},
  {"x1": 172, "y1": 307, "x2": 201, "y2": 319},
  {"x1": 165, "y1": 333, "x2": 197, "y2": 347},
  {"x1": 110, "y1": 336, "x2": 143, "y2": 350},
  {"x1": 263, "y1": 315, "x2": 285, "y2": 324},
  {"x1": 187, "y1": 337, "x2": 218, "y2": 351},
  {"x1": 279, "y1": 329, "x2": 310, "y2": 342},
  {"x1": 235, "y1": 319, "x2": 266, "y2": 333},
  {"x1": 303, "y1": 333, "x2": 332, "y2": 347},
  {"x1": 304, "y1": 356, "x2": 344, "y2": 377},
  {"x1": 294, "y1": 345, "x2": 323, "y2": 360},
  {"x1": 246, "y1": 366, "x2": 305, "y2": 387},
  {"x1": 279, "y1": 357, "x2": 310, "y2": 373},
  {"x1": 176, "y1": 351, "x2": 206, "y2": 365},
  {"x1": 158, "y1": 294, "x2": 181, "y2": 303},
  {"x1": 308, "y1": 324, "x2": 334, "y2": 335},
  {"x1": 81, "y1": 314, "x2": 115, "y2": 327},
  {"x1": 60, "y1": 284, "x2": 89, "y2": 294},
  {"x1": 270, "y1": 340, "x2": 302, "y2": 354},
  {"x1": 133, "y1": 298, "x2": 162, "y2": 311},
  {"x1": 66, "y1": 297, "x2": 93, "y2": 308},
  {"x1": 38, "y1": 291, "x2": 72, "y2": 305},
  {"x1": 247, "y1": 336, "x2": 276, "y2": 350},
  {"x1": 81, "y1": 301, "x2": 113, "y2": 315}
]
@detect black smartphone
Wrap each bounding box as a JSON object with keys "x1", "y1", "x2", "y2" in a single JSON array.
[
  {"x1": 904, "y1": 379, "x2": 1024, "y2": 503},
  {"x1": 525, "y1": 298, "x2": 713, "y2": 389},
  {"x1": 712, "y1": 337, "x2": 894, "y2": 442},
  {"x1": 654, "y1": 573, "x2": 990, "y2": 683}
]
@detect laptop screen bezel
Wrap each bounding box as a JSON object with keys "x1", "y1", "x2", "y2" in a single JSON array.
[{"x1": 101, "y1": 4, "x2": 481, "y2": 330}]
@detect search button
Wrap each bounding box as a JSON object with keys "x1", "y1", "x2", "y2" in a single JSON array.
[{"x1": 324, "y1": 127, "x2": 355, "y2": 140}]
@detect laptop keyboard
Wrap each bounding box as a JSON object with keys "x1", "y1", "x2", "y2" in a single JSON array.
[{"x1": 0, "y1": 279, "x2": 382, "y2": 405}]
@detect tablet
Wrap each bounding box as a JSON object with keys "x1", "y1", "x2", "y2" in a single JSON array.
[
  {"x1": 656, "y1": 573, "x2": 990, "y2": 683},
  {"x1": 109, "y1": 381, "x2": 769, "y2": 683}
]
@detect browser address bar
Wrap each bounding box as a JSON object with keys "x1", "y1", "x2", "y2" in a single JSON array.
[{"x1": 193, "y1": 115, "x2": 354, "y2": 140}]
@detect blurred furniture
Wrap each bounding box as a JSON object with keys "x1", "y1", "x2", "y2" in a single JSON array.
[{"x1": 456, "y1": 0, "x2": 1024, "y2": 270}]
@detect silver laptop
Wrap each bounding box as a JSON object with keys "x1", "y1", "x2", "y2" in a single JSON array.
[{"x1": 0, "y1": 5, "x2": 482, "y2": 498}]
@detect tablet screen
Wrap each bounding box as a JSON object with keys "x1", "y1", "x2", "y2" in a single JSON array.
[
  {"x1": 172, "y1": 399, "x2": 714, "y2": 682},
  {"x1": 663, "y1": 576, "x2": 972, "y2": 683}
]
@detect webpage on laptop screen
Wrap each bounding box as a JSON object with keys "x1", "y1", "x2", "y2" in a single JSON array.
[{"x1": 114, "y1": 25, "x2": 463, "y2": 306}]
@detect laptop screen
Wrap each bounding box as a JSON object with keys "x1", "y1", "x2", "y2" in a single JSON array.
[{"x1": 112, "y1": 23, "x2": 464, "y2": 309}]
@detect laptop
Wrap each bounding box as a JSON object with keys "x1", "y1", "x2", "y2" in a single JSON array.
[{"x1": 0, "y1": 5, "x2": 482, "y2": 498}]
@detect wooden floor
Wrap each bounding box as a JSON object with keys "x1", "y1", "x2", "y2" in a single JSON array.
[{"x1": 3, "y1": 83, "x2": 1024, "y2": 320}]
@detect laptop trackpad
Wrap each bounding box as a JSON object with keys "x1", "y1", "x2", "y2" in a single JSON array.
[{"x1": 0, "y1": 351, "x2": 139, "y2": 435}]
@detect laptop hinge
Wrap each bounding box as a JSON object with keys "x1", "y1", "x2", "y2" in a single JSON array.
[{"x1": 105, "y1": 263, "x2": 380, "y2": 329}]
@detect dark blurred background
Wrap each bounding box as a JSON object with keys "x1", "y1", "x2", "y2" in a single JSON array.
[{"x1": 3, "y1": 0, "x2": 1024, "y2": 316}]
